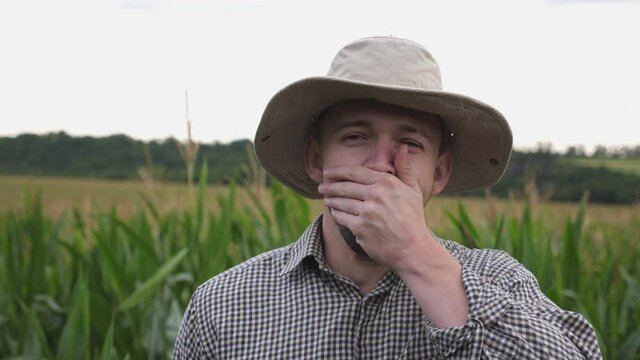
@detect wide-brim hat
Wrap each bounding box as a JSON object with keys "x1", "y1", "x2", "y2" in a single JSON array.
[{"x1": 255, "y1": 36, "x2": 512, "y2": 199}]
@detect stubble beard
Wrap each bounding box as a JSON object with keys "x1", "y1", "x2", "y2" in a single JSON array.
[{"x1": 337, "y1": 223, "x2": 371, "y2": 260}]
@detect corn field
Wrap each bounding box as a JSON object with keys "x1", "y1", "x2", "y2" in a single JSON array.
[{"x1": 1, "y1": 169, "x2": 639, "y2": 359}]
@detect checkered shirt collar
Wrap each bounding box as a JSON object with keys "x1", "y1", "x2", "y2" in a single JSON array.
[{"x1": 279, "y1": 215, "x2": 326, "y2": 276}]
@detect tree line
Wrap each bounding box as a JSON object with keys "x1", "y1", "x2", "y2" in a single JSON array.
[
  {"x1": 1, "y1": 132, "x2": 638, "y2": 204},
  {"x1": 0, "y1": 132, "x2": 251, "y2": 184},
  {"x1": 462, "y1": 151, "x2": 640, "y2": 204}
]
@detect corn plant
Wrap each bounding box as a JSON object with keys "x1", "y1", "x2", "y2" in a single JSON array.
[
  {"x1": 0, "y1": 165, "x2": 312, "y2": 359},
  {"x1": 1, "y1": 172, "x2": 638, "y2": 358},
  {"x1": 445, "y1": 197, "x2": 640, "y2": 359}
]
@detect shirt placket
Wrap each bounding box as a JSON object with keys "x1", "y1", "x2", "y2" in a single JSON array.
[
  {"x1": 318, "y1": 270, "x2": 400, "y2": 360},
  {"x1": 354, "y1": 293, "x2": 383, "y2": 360}
]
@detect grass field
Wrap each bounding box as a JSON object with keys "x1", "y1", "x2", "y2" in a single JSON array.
[
  {"x1": 1, "y1": 174, "x2": 639, "y2": 358},
  {"x1": 2, "y1": 175, "x2": 638, "y2": 231},
  {"x1": 563, "y1": 156, "x2": 640, "y2": 176}
]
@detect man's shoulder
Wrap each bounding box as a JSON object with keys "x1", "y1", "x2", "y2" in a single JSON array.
[
  {"x1": 192, "y1": 243, "x2": 294, "y2": 301},
  {"x1": 184, "y1": 244, "x2": 297, "y2": 327},
  {"x1": 438, "y1": 238, "x2": 532, "y2": 281},
  {"x1": 187, "y1": 216, "x2": 323, "y2": 315}
]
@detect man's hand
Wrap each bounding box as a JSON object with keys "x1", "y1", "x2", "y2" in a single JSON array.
[
  {"x1": 318, "y1": 144, "x2": 469, "y2": 327},
  {"x1": 318, "y1": 144, "x2": 431, "y2": 272}
]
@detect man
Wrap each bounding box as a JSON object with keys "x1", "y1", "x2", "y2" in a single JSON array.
[{"x1": 174, "y1": 37, "x2": 601, "y2": 359}]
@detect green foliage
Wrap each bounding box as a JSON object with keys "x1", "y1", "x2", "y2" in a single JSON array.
[
  {"x1": 567, "y1": 157, "x2": 640, "y2": 177},
  {"x1": 0, "y1": 132, "x2": 251, "y2": 184},
  {"x1": 0, "y1": 176, "x2": 310, "y2": 359},
  {"x1": 1, "y1": 180, "x2": 638, "y2": 358},
  {"x1": 0, "y1": 132, "x2": 145, "y2": 179},
  {"x1": 463, "y1": 151, "x2": 640, "y2": 204},
  {"x1": 2, "y1": 133, "x2": 639, "y2": 204},
  {"x1": 446, "y1": 198, "x2": 640, "y2": 359}
]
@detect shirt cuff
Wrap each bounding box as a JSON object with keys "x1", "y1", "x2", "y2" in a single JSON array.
[
  {"x1": 428, "y1": 319, "x2": 483, "y2": 357},
  {"x1": 426, "y1": 266, "x2": 516, "y2": 357}
]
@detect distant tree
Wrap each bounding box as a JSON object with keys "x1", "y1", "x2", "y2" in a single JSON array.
[
  {"x1": 0, "y1": 132, "x2": 251, "y2": 183},
  {"x1": 625, "y1": 145, "x2": 640, "y2": 158},
  {"x1": 565, "y1": 145, "x2": 586, "y2": 157},
  {"x1": 535, "y1": 142, "x2": 554, "y2": 154},
  {"x1": 592, "y1": 145, "x2": 608, "y2": 158}
]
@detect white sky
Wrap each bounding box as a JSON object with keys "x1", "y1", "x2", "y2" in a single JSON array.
[{"x1": 1, "y1": 0, "x2": 639, "y2": 152}]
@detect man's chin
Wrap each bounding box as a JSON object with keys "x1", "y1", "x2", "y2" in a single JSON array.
[{"x1": 337, "y1": 224, "x2": 371, "y2": 260}]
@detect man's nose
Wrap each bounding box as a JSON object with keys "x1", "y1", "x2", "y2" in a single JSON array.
[{"x1": 364, "y1": 139, "x2": 397, "y2": 175}]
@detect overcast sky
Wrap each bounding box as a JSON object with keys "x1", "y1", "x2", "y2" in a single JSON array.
[{"x1": 1, "y1": 0, "x2": 638, "y2": 152}]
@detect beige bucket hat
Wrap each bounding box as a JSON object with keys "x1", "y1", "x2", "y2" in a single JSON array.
[{"x1": 254, "y1": 36, "x2": 512, "y2": 199}]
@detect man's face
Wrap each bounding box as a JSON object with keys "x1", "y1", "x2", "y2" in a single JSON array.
[{"x1": 306, "y1": 99, "x2": 451, "y2": 206}]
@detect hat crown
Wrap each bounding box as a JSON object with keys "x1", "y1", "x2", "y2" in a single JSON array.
[
  {"x1": 327, "y1": 37, "x2": 443, "y2": 91},
  {"x1": 256, "y1": 36, "x2": 512, "y2": 199}
]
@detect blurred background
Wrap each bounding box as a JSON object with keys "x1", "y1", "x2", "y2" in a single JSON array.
[{"x1": 1, "y1": 0, "x2": 638, "y2": 359}]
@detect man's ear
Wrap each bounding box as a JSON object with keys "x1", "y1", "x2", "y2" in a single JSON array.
[
  {"x1": 304, "y1": 137, "x2": 323, "y2": 184},
  {"x1": 431, "y1": 152, "x2": 452, "y2": 196}
]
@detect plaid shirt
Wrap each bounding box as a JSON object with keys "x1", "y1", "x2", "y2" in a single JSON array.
[{"x1": 174, "y1": 216, "x2": 601, "y2": 359}]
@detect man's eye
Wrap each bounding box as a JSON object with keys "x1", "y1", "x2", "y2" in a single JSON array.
[
  {"x1": 403, "y1": 140, "x2": 423, "y2": 149},
  {"x1": 343, "y1": 133, "x2": 366, "y2": 141}
]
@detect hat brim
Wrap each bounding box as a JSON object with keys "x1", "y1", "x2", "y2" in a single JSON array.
[{"x1": 255, "y1": 76, "x2": 512, "y2": 199}]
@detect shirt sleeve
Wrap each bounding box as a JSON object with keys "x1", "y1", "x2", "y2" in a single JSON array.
[
  {"x1": 424, "y1": 249, "x2": 602, "y2": 359},
  {"x1": 172, "y1": 289, "x2": 210, "y2": 360}
]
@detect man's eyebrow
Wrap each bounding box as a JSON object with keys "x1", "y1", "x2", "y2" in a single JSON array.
[
  {"x1": 330, "y1": 118, "x2": 433, "y2": 139},
  {"x1": 397, "y1": 124, "x2": 432, "y2": 139}
]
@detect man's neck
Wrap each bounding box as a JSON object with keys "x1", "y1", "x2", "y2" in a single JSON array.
[{"x1": 321, "y1": 211, "x2": 389, "y2": 294}]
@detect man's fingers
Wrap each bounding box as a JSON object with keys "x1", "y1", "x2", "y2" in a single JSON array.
[
  {"x1": 322, "y1": 166, "x2": 385, "y2": 184},
  {"x1": 318, "y1": 181, "x2": 367, "y2": 200},
  {"x1": 328, "y1": 207, "x2": 357, "y2": 230},
  {"x1": 324, "y1": 196, "x2": 363, "y2": 216}
]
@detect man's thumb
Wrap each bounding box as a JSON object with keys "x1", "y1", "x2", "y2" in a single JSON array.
[{"x1": 394, "y1": 144, "x2": 419, "y2": 189}]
